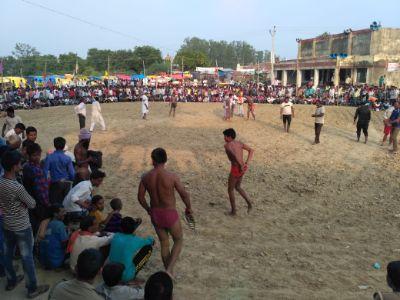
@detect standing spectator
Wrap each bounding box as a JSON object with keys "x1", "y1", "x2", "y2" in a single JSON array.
[
  {"x1": 74, "y1": 98, "x2": 86, "y2": 129},
  {"x1": 141, "y1": 92, "x2": 149, "y2": 120},
  {"x1": 25, "y1": 126, "x2": 38, "y2": 143},
  {"x1": 89, "y1": 97, "x2": 106, "y2": 132},
  {"x1": 2, "y1": 107, "x2": 23, "y2": 138},
  {"x1": 48, "y1": 248, "x2": 104, "y2": 300},
  {"x1": 4, "y1": 122, "x2": 26, "y2": 140},
  {"x1": 353, "y1": 102, "x2": 371, "y2": 144},
  {"x1": 382, "y1": 104, "x2": 395, "y2": 146},
  {"x1": 22, "y1": 143, "x2": 50, "y2": 235},
  {"x1": 44, "y1": 137, "x2": 75, "y2": 204},
  {"x1": 312, "y1": 100, "x2": 325, "y2": 144},
  {"x1": 0, "y1": 150, "x2": 49, "y2": 298},
  {"x1": 389, "y1": 101, "x2": 400, "y2": 154}
]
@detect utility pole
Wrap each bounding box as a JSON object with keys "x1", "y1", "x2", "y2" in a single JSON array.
[
  {"x1": 170, "y1": 56, "x2": 173, "y2": 75},
  {"x1": 142, "y1": 60, "x2": 146, "y2": 76},
  {"x1": 269, "y1": 25, "x2": 277, "y2": 85},
  {"x1": 181, "y1": 57, "x2": 184, "y2": 74},
  {"x1": 107, "y1": 55, "x2": 110, "y2": 76},
  {"x1": 257, "y1": 59, "x2": 260, "y2": 86}
]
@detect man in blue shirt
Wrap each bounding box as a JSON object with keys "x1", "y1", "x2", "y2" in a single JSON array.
[
  {"x1": 39, "y1": 205, "x2": 68, "y2": 269},
  {"x1": 389, "y1": 101, "x2": 400, "y2": 154},
  {"x1": 43, "y1": 137, "x2": 75, "y2": 204},
  {"x1": 109, "y1": 217, "x2": 154, "y2": 283}
]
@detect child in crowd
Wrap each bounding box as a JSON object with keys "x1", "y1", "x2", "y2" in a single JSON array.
[
  {"x1": 96, "y1": 262, "x2": 144, "y2": 300},
  {"x1": 38, "y1": 205, "x2": 68, "y2": 270},
  {"x1": 103, "y1": 198, "x2": 123, "y2": 233},
  {"x1": 1, "y1": 107, "x2": 23, "y2": 138}
]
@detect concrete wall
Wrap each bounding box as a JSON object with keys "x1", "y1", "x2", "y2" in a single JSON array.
[{"x1": 371, "y1": 28, "x2": 400, "y2": 56}]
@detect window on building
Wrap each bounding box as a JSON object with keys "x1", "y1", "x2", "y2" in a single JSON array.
[{"x1": 356, "y1": 68, "x2": 367, "y2": 83}]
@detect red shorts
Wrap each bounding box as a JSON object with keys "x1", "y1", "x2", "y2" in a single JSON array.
[
  {"x1": 384, "y1": 125, "x2": 392, "y2": 135},
  {"x1": 230, "y1": 165, "x2": 247, "y2": 178},
  {"x1": 150, "y1": 208, "x2": 179, "y2": 229}
]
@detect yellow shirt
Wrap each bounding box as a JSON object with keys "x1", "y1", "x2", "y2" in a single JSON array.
[{"x1": 89, "y1": 210, "x2": 104, "y2": 224}]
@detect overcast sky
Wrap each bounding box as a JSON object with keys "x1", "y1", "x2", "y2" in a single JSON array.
[{"x1": 1, "y1": 0, "x2": 399, "y2": 60}]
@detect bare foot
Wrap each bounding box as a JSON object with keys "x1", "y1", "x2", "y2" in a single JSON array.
[
  {"x1": 247, "y1": 204, "x2": 253, "y2": 214},
  {"x1": 225, "y1": 210, "x2": 237, "y2": 216}
]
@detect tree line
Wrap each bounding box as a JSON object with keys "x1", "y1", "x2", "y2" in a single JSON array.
[{"x1": 1, "y1": 38, "x2": 272, "y2": 76}]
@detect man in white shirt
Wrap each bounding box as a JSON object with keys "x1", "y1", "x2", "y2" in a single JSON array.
[
  {"x1": 89, "y1": 98, "x2": 106, "y2": 132},
  {"x1": 141, "y1": 93, "x2": 149, "y2": 119},
  {"x1": 280, "y1": 98, "x2": 295, "y2": 133},
  {"x1": 63, "y1": 169, "x2": 106, "y2": 221},
  {"x1": 74, "y1": 98, "x2": 86, "y2": 129},
  {"x1": 5, "y1": 123, "x2": 25, "y2": 140},
  {"x1": 312, "y1": 100, "x2": 325, "y2": 144}
]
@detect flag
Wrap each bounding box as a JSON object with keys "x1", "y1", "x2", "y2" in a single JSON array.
[{"x1": 104, "y1": 71, "x2": 109, "y2": 77}]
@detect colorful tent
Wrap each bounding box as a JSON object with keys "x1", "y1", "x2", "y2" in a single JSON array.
[
  {"x1": 131, "y1": 74, "x2": 145, "y2": 80},
  {"x1": 115, "y1": 74, "x2": 131, "y2": 81}
]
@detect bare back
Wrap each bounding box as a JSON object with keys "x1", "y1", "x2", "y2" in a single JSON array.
[
  {"x1": 141, "y1": 168, "x2": 178, "y2": 209},
  {"x1": 225, "y1": 140, "x2": 244, "y2": 167}
]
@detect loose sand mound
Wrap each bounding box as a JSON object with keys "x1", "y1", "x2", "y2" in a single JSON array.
[{"x1": 3, "y1": 102, "x2": 400, "y2": 300}]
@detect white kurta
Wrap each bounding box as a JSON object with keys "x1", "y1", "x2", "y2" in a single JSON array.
[
  {"x1": 141, "y1": 95, "x2": 149, "y2": 116},
  {"x1": 89, "y1": 100, "x2": 106, "y2": 131}
]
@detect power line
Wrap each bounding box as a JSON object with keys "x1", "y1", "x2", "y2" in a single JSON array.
[{"x1": 19, "y1": 0, "x2": 177, "y2": 53}]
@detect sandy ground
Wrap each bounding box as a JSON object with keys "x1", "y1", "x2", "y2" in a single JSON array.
[{"x1": 2, "y1": 102, "x2": 400, "y2": 300}]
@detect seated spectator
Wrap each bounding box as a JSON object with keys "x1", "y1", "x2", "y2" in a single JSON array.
[
  {"x1": 144, "y1": 271, "x2": 173, "y2": 300},
  {"x1": 38, "y1": 205, "x2": 68, "y2": 269},
  {"x1": 109, "y1": 217, "x2": 153, "y2": 283},
  {"x1": 69, "y1": 216, "x2": 113, "y2": 271},
  {"x1": 5, "y1": 122, "x2": 26, "y2": 140},
  {"x1": 0, "y1": 150, "x2": 49, "y2": 298},
  {"x1": 63, "y1": 169, "x2": 106, "y2": 222},
  {"x1": 96, "y1": 262, "x2": 144, "y2": 300},
  {"x1": 44, "y1": 137, "x2": 75, "y2": 204},
  {"x1": 374, "y1": 261, "x2": 400, "y2": 300},
  {"x1": 103, "y1": 198, "x2": 123, "y2": 233},
  {"x1": 22, "y1": 143, "x2": 50, "y2": 235},
  {"x1": 48, "y1": 248, "x2": 104, "y2": 300}
]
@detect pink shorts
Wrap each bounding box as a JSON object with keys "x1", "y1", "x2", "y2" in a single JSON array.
[{"x1": 150, "y1": 208, "x2": 179, "y2": 229}]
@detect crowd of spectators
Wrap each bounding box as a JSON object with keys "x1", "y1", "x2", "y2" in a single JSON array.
[{"x1": 1, "y1": 79, "x2": 399, "y2": 111}]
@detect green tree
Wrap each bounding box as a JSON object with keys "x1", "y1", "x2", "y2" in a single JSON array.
[
  {"x1": 146, "y1": 62, "x2": 170, "y2": 75},
  {"x1": 175, "y1": 50, "x2": 210, "y2": 70}
]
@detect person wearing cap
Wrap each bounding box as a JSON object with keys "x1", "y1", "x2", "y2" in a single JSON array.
[
  {"x1": 312, "y1": 100, "x2": 325, "y2": 144},
  {"x1": 141, "y1": 92, "x2": 149, "y2": 120},
  {"x1": 74, "y1": 129, "x2": 92, "y2": 183},
  {"x1": 108, "y1": 217, "x2": 154, "y2": 283}
]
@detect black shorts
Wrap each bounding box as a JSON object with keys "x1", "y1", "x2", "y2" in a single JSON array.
[
  {"x1": 171, "y1": 102, "x2": 177, "y2": 108},
  {"x1": 283, "y1": 115, "x2": 292, "y2": 124}
]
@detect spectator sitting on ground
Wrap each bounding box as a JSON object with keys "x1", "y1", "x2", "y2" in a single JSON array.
[
  {"x1": 48, "y1": 248, "x2": 104, "y2": 300},
  {"x1": 108, "y1": 217, "x2": 152, "y2": 283},
  {"x1": 89, "y1": 195, "x2": 116, "y2": 228},
  {"x1": 38, "y1": 205, "x2": 68, "y2": 270},
  {"x1": 96, "y1": 262, "x2": 144, "y2": 300},
  {"x1": 103, "y1": 198, "x2": 123, "y2": 233},
  {"x1": 69, "y1": 216, "x2": 113, "y2": 271},
  {"x1": 374, "y1": 261, "x2": 400, "y2": 300},
  {"x1": 144, "y1": 271, "x2": 173, "y2": 300},
  {"x1": 63, "y1": 169, "x2": 106, "y2": 222}
]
